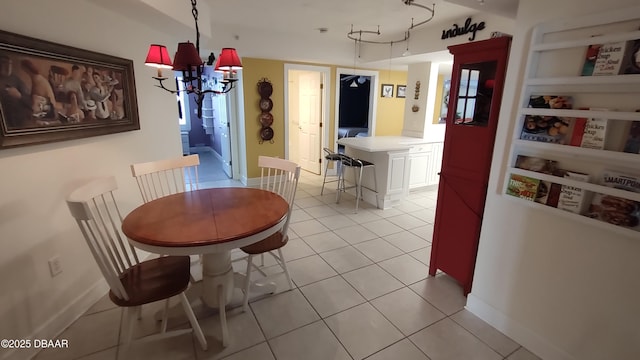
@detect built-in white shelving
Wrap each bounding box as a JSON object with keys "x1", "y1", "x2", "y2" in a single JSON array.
[{"x1": 504, "y1": 7, "x2": 640, "y2": 237}]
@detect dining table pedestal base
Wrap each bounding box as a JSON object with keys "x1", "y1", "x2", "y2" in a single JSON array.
[{"x1": 201, "y1": 252, "x2": 235, "y2": 308}]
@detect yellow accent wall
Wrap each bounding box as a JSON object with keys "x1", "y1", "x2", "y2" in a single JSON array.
[
  {"x1": 241, "y1": 58, "x2": 407, "y2": 178},
  {"x1": 375, "y1": 70, "x2": 408, "y2": 136},
  {"x1": 241, "y1": 58, "x2": 286, "y2": 177},
  {"x1": 433, "y1": 74, "x2": 445, "y2": 124}
]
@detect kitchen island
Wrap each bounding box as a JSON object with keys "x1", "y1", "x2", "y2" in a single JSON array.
[{"x1": 337, "y1": 136, "x2": 443, "y2": 209}]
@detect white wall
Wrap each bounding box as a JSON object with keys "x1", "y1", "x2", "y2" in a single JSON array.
[
  {"x1": 0, "y1": 1, "x2": 189, "y2": 358},
  {"x1": 468, "y1": 1, "x2": 640, "y2": 360},
  {"x1": 402, "y1": 62, "x2": 445, "y2": 141}
]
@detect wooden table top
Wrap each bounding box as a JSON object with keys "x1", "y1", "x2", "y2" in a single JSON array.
[{"x1": 122, "y1": 187, "x2": 289, "y2": 248}]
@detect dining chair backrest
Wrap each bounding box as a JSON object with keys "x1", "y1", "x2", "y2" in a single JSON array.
[
  {"x1": 130, "y1": 154, "x2": 200, "y2": 203},
  {"x1": 258, "y1": 156, "x2": 301, "y2": 236},
  {"x1": 66, "y1": 176, "x2": 139, "y2": 302}
]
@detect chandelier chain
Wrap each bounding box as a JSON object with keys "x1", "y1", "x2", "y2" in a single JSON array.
[{"x1": 191, "y1": 0, "x2": 200, "y2": 53}]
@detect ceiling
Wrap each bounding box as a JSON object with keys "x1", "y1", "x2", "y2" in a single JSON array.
[
  {"x1": 93, "y1": 0, "x2": 518, "y2": 71},
  {"x1": 206, "y1": 0, "x2": 517, "y2": 44},
  {"x1": 203, "y1": 0, "x2": 518, "y2": 69}
]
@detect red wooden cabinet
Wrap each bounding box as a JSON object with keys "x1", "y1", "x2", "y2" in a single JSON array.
[{"x1": 429, "y1": 37, "x2": 512, "y2": 295}]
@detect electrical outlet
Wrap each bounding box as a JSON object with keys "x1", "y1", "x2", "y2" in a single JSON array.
[{"x1": 48, "y1": 256, "x2": 62, "y2": 277}]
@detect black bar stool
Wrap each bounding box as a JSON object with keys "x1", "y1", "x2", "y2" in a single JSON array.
[
  {"x1": 320, "y1": 147, "x2": 343, "y2": 195},
  {"x1": 336, "y1": 155, "x2": 377, "y2": 212}
]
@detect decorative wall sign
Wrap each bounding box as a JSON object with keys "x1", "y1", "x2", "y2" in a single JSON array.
[
  {"x1": 441, "y1": 17, "x2": 486, "y2": 41},
  {"x1": 0, "y1": 29, "x2": 139, "y2": 149}
]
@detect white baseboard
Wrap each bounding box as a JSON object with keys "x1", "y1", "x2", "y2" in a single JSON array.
[
  {"x1": 466, "y1": 293, "x2": 574, "y2": 360},
  {"x1": 3, "y1": 279, "x2": 110, "y2": 360}
]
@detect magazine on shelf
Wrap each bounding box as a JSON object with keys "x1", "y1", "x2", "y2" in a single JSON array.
[
  {"x1": 586, "y1": 170, "x2": 640, "y2": 231},
  {"x1": 623, "y1": 120, "x2": 640, "y2": 154},
  {"x1": 556, "y1": 171, "x2": 591, "y2": 214},
  {"x1": 515, "y1": 155, "x2": 559, "y2": 174},
  {"x1": 546, "y1": 183, "x2": 562, "y2": 208},
  {"x1": 590, "y1": 41, "x2": 634, "y2": 76},
  {"x1": 528, "y1": 95, "x2": 572, "y2": 109},
  {"x1": 535, "y1": 180, "x2": 553, "y2": 205},
  {"x1": 569, "y1": 117, "x2": 588, "y2": 146},
  {"x1": 580, "y1": 116, "x2": 609, "y2": 150},
  {"x1": 581, "y1": 44, "x2": 601, "y2": 76},
  {"x1": 506, "y1": 174, "x2": 540, "y2": 201},
  {"x1": 520, "y1": 115, "x2": 576, "y2": 145},
  {"x1": 582, "y1": 39, "x2": 640, "y2": 76},
  {"x1": 621, "y1": 38, "x2": 640, "y2": 74}
]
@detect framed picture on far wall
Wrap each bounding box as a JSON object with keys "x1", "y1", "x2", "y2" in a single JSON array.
[
  {"x1": 381, "y1": 84, "x2": 393, "y2": 98},
  {"x1": 396, "y1": 85, "x2": 406, "y2": 98},
  {"x1": 0, "y1": 29, "x2": 140, "y2": 149}
]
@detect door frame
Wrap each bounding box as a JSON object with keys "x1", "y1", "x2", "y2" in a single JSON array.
[
  {"x1": 334, "y1": 68, "x2": 379, "y2": 145},
  {"x1": 227, "y1": 69, "x2": 245, "y2": 182},
  {"x1": 284, "y1": 63, "x2": 331, "y2": 170}
]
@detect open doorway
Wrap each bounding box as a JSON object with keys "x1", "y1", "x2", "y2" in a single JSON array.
[
  {"x1": 334, "y1": 68, "x2": 379, "y2": 152},
  {"x1": 338, "y1": 74, "x2": 371, "y2": 151},
  {"x1": 285, "y1": 64, "x2": 331, "y2": 175},
  {"x1": 176, "y1": 70, "x2": 233, "y2": 186}
]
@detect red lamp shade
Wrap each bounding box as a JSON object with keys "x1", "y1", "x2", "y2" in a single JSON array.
[
  {"x1": 173, "y1": 42, "x2": 203, "y2": 71},
  {"x1": 213, "y1": 55, "x2": 225, "y2": 73},
  {"x1": 145, "y1": 44, "x2": 172, "y2": 68},
  {"x1": 216, "y1": 48, "x2": 242, "y2": 71}
]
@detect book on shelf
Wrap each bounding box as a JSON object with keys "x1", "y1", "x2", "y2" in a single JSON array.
[
  {"x1": 566, "y1": 107, "x2": 613, "y2": 150},
  {"x1": 580, "y1": 115, "x2": 609, "y2": 150},
  {"x1": 622, "y1": 120, "x2": 640, "y2": 154},
  {"x1": 545, "y1": 183, "x2": 562, "y2": 208},
  {"x1": 556, "y1": 171, "x2": 591, "y2": 214},
  {"x1": 581, "y1": 39, "x2": 640, "y2": 76},
  {"x1": 506, "y1": 174, "x2": 540, "y2": 201},
  {"x1": 581, "y1": 44, "x2": 601, "y2": 76},
  {"x1": 520, "y1": 115, "x2": 576, "y2": 145},
  {"x1": 515, "y1": 155, "x2": 559, "y2": 174},
  {"x1": 528, "y1": 95, "x2": 572, "y2": 109},
  {"x1": 569, "y1": 117, "x2": 588, "y2": 146},
  {"x1": 535, "y1": 180, "x2": 553, "y2": 205},
  {"x1": 586, "y1": 170, "x2": 640, "y2": 231}
]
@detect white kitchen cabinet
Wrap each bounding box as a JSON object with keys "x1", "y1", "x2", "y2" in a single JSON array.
[{"x1": 409, "y1": 142, "x2": 444, "y2": 189}]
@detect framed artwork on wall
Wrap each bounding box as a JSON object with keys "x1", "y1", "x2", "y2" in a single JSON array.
[
  {"x1": 396, "y1": 85, "x2": 406, "y2": 98},
  {"x1": 0, "y1": 29, "x2": 140, "y2": 149},
  {"x1": 381, "y1": 83, "x2": 393, "y2": 98}
]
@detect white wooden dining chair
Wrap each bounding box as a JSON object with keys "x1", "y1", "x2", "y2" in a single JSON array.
[
  {"x1": 130, "y1": 154, "x2": 203, "y2": 281},
  {"x1": 239, "y1": 156, "x2": 301, "y2": 311},
  {"x1": 130, "y1": 154, "x2": 200, "y2": 203},
  {"x1": 65, "y1": 176, "x2": 207, "y2": 356}
]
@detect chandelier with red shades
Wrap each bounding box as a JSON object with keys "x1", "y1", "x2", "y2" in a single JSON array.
[{"x1": 144, "y1": 0, "x2": 242, "y2": 117}]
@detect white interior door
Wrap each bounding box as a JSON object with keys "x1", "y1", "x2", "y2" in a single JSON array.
[
  {"x1": 298, "y1": 71, "x2": 322, "y2": 174},
  {"x1": 216, "y1": 94, "x2": 232, "y2": 177}
]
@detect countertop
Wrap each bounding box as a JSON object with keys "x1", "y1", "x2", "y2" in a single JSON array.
[{"x1": 337, "y1": 136, "x2": 443, "y2": 152}]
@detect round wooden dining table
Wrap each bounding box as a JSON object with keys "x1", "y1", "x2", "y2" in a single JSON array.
[{"x1": 121, "y1": 187, "x2": 289, "y2": 308}]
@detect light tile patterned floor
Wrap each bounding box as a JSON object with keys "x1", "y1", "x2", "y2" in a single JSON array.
[{"x1": 34, "y1": 171, "x2": 541, "y2": 360}]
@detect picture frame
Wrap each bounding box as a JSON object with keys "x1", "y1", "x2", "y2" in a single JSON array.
[
  {"x1": 0, "y1": 29, "x2": 139, "y2": 149},
  {"x1": 396, "y1": 85, "x2": 406, "y2": 98},
  {"x1": 381, "y1": 83, "x2": 394, "y2": 98}
]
